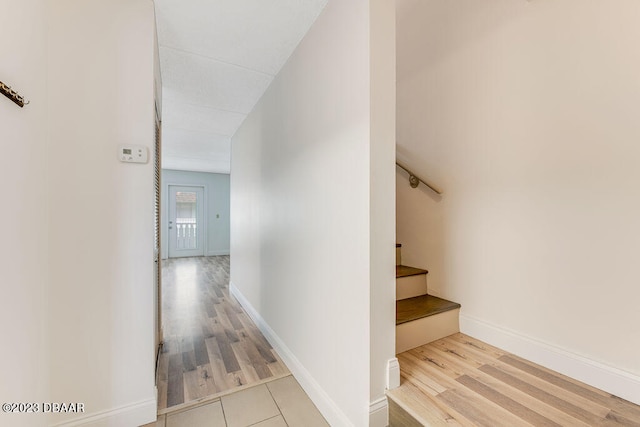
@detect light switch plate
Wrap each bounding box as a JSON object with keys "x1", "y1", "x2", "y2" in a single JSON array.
[{"x1": 118, "y1": 144, "x2": 148, "y2": 164}]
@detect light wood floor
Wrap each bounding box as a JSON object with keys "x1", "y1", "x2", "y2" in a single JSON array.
[
  {"x1": 389, "y1": 333, "x2": 640, "y2": 426},
  {"x1": 157, "y1": 256, "x2": 289, "y2": 413}
]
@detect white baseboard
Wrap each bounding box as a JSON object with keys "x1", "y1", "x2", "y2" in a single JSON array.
[
  {"x1": 369, "y1": 396, "x2": 388, "y2": 427},
  {"x1": 51, "y1": 393, "x2": 157, "y2": 427},
  {"x1": 207, "y1": 249, "x2": 230, "y2": 256},
  {"x1": 230, "y1": 282, "x2": 353, "y2": 427},
  {"x1": 460, "y1": 314, "x2": 640, "y2": 405}
]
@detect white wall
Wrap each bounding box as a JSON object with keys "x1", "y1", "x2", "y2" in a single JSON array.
[
  {"x1": 47, "y1": 1, "x2": 157, "y2": 425},
  {"x1": 397, "y1": 0, "x2": 640, "y2": 403},
  {"x1": 231, "y1": 1, "x2": 395, "y2": 425},
  {"x1": 0, "y1": 1, "x2": 50, "y2": 426},
  {"x1": 368, "y1": 0, "x2": 397, "y2": 425},
  {"x1": 1, "y1": 2, "x2": 158, "y2": 426},
  {"x1": 161, "y1": 169, "x2": 230, "y2": 258}
]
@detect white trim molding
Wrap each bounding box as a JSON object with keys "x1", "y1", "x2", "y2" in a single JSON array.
[
  {"x1": 386, "y1": 358, "x2": 400, "y2": 390},
  {"x1": 230, "y1": 282, "x2": 353, "y2": 427},
  {"x1": 369, "y1": 396, "x2": 389, "y2": 427},
  {"x1": 51, "y1": 394, "x2": 157, "y2": 427},
  {"x1": 460, "y1": 314, "x2": 640, "y2": 405}
]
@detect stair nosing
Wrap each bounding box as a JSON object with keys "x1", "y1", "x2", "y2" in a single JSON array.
[
  {"x1": 386, "y1": 391, "x2": 426, "y2": 427},
  {"x1": 396, "y1": 265, "x2": 429, "y2": 278},
  {"x1": 396, "y1": 294, "x2": 461, "y2": 325}
]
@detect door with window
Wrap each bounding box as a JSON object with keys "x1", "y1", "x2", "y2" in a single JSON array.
[{"x1": 168, "y1": 185, "x2": 205, "y2": 258}]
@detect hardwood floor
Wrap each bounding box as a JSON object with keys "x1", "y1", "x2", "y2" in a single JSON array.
[
  {"x1": 389, "y1": 333, "x2": 640, "y2": 426},
  {"x1": 157, "y1": 256, "x2": 289, "y2": 413}
]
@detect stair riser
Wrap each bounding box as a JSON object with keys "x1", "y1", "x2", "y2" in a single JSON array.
[
  {"x1": 396, "y1": 275, "x2": 428, "y2": 300},
  {"x1": 388, "y1": 399, "x2": 423, "y2": 427},
  {"x1": 396, "y1": 309, "x2": 460, "y2": 354},
  {"x1": 396, "y1": 246, "x2": 401, "y2": 266}
]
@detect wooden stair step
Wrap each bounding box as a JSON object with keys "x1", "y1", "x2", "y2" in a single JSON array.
[
  {"x1": 396, "y1": 267, "x2": 428, "y2": 300},
  {"x1": 387, "y1": 380, "x2": 460, "y2": 427},
  {"x1": 396, "y1": 294, "x2": 461, "y2": 326},
  {"x1": 396, "y1": 265, "x2": 428, "y2": 278}
]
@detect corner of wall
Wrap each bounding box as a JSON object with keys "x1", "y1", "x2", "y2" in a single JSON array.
[{"x1": 229, "y1": 282, "x2": 354, "y2": 427}]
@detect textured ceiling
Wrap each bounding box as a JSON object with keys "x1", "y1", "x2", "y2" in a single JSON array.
[{"x1": 155, "y1": 0, "x2": 328, "y2": 174}]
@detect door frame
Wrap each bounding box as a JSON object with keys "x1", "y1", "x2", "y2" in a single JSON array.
[
  {"x1": 166, "y1": 183, "x2": 207, "y2": 258},
  {"x1": 154, "y1": 111, "x2": 163, "y2": 374}
]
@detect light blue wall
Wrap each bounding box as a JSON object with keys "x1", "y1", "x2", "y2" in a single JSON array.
[{"x1": 161, "y1": 169, "x2": 230, "y2": 259}]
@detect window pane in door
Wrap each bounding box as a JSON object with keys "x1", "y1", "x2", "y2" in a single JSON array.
[{"x1": 175, "y1": 191, "x2": 198, "y2": 250}]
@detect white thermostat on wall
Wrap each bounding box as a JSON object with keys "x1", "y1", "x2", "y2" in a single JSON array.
[{"x1": 118, "y1": 144, "x2": 148, "y2": 164}]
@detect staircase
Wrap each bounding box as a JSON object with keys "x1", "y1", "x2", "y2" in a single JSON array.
[{"x1": 395, "y1": 244, "x2": 460, "y2": 353}]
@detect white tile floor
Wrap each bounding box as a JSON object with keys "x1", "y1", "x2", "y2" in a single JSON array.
[{"x1": 143, "y1": 375, "x2": 329, "y2": 427}]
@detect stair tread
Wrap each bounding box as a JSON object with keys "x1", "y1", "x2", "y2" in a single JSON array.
[
  {"x1": 396, "y1": 243, "x2": 402, "y2": 248},
  {"x1": 387, "y1": 382, "x2": 452, "y2": 426},
  {"x1": 396, "y1": 294, "x2": 460, "y2": 325},
  {"x1": 396, "y1": 265, "x2": 428, "y2": 278}
]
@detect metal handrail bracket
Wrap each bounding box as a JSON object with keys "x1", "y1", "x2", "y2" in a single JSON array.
[{"x1": 396, "y1": 161, "x2": 442, "y2": 195}]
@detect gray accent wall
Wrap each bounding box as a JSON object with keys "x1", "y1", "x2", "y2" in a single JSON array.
[{"x1": 162, "y1": 169, "x2": 230, "y2": 259}]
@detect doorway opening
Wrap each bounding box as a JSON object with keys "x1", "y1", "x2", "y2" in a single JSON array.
[{"x1": 168, "y1": 185, "x2": 205, "y2": 258}]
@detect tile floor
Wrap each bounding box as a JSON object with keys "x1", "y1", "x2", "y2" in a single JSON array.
[{"x1": 142, "y1": 375, "x2": 328, "y2": 427}]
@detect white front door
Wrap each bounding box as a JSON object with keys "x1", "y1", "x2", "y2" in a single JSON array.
[{"x1": 168, "y1": 185, "x2": 205, "y2": 258}]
